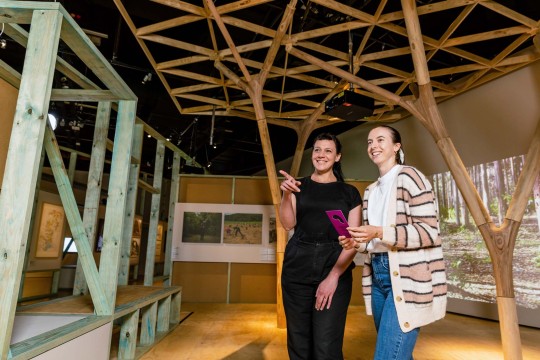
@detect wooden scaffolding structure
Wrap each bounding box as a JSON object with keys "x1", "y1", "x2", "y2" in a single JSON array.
[{"x1": 0, "y1": 2, "x2": 189, "y2": 359}]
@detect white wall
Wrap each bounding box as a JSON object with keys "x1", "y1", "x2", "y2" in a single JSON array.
[{"x1": 281, "y1": 60, "x2": 540, "y2": 181}]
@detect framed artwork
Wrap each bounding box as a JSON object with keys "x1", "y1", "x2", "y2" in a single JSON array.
[
  {"x1": 133, "y1": 216, "x2": 142, "y2": 237},
  {"x1": 35, "y1": 202, "x2": 65, "y2": 258},
  {"x1": 130, "y1": 236, "x2": 141, "y2": 265},
  {"x1": 155, "y1": 221, "x2": 166, "y2": 261},
  {"x1": 223, "y1": 213, "x2": 263, "y2": 245},
  {"x1": 181, "y1": 211, "x2": 222, "y2": 244},
  {"x1": 172, "y1": 203, "x2": 276, "y2": 263}
]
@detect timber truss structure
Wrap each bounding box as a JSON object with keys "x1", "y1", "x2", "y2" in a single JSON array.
[{"x1": 113, "y1": 1, "x2": 540, "y2": 360}]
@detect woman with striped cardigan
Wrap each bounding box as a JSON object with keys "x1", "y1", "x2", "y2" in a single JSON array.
[{"x1": 340, "y1": 125, "x2": 447, "y2": 360}]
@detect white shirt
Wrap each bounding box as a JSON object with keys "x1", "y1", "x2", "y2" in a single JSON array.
[{"x1": 367, "y1": 164, "x2": 400, "y2": 253}]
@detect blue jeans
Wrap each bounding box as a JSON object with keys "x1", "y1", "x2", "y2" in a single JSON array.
[{"x1": 371, "y1": 253, "x2": 419, "y2": 360}]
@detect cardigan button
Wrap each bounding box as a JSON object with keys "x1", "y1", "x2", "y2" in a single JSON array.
[
  {"x1": 404, "y1": 322, "x2": 410, "y2": 328},
  {"x1": 396, "y1": 296, "x2": 402, "y2": 302},
  {"x1": 393, "y1": 271, "x2": 399, "y2": 277}
]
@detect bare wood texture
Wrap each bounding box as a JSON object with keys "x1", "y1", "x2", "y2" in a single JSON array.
[
  {"x1": 44, "y1": 126, "x2": 109, "y2": 313},
  {"x1": 497, "y1": 297, "x2": 523, "y2": 360},
  {"x1": 113, "y1": 0, "x2": 539, "y2": 124},
  {"x1": 164, "y1": 152, "x2": 181, "y2": 285},
  {"x1": 0, "y1": 10, "x2": 62, "y2": 359},
  {"x1": 99, "y1": 100, "x2": 137, "y2": 313},
  {"x1": 118, "y1": 124, "x2": 144, "y2": 286},
  {"x1": 400, "y1": 1, "x2": 526, "y2": 358},
  {"x1": 144, "y1": 141, "x2": 165, "y2": 286},
  {"x1": 73, "y1": 101, "x2": 111, "y2": 295}
]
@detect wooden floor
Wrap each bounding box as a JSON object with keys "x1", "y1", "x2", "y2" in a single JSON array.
[{"x1": 136, "y1": 303, "x2": 540, "y2": 360}]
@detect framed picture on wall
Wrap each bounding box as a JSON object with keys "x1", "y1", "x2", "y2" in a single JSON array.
[
  {"x1": 35, "y1": 202, "x2": 65, "y2": 258},
  {"x1": 172, "y1": 203, "x2": 276, "y2": 263}
]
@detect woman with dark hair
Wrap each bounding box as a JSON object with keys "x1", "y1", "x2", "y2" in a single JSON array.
[
  {"x1": 279, "y1": 133, "x2": 362, "y2": 360},
  {"x1": 340, "y1": 125, "x2": 447, "y2": 359}
]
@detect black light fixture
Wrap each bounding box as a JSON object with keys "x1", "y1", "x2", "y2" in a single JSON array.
[{"x1": 141, "y1": 72, "x2": 152, "y2": 84}]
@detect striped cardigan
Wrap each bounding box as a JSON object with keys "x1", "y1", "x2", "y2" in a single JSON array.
[{"x1": 359, "y1": 165, "x2": 447, "y2": 332}]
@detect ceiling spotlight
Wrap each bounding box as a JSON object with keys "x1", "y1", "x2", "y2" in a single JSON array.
[
  {"x1": 141, "y1": 72, "x2": 152, "y2": 84},
  {"x1": 0, "y1": 39, "x2": 6, "y2": 49},
  {"x1": 147, "y1": 134, "x2": 151, "y2": 138}
]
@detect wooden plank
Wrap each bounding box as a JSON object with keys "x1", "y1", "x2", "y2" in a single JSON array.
[
  {"x1": 163, "y1": 152, "x2": 181, "y2": 286},
  {"x1": 136, "y1": 15, "x2": 203, "y2": 36},
  {"x1": 144, "y1": 141, "x2": 165, "y2": 286},
  {"x1": 118, "y1": 309, "x2": 140, "y2": 359},
  {"x1": 170, "y1": 290, "x2": 182, "y2": 324},
  {"x1": 0, "y1": 59, "x2": 22, "y2": 88},
  {"x1": 157, "y1": 296, "x2": 171, "y2": 333},
  {"x1": 0, "y1": 1, "x2": 61, "y2": 24},
  {"x1": 99, "y1": 100, "x2": 137, "y2": 313},
  {"x1": 58, "y1": 8, "x2": 136, "y2": 100},
  {"x1": 73, "y1": 102, "x2": 111, "y2": 296},
  {"x1": 0, "y1": 9, "x2": 62, "y2": 359},
  {"x1": 140, "y1": 302, "x2": 158, "y2": 346},
  {"x1": 9, "y1": 315, "x2": 111, "y2": 360},
  {"x1": 138, "y1": 178, "x2": 160, "y2": 194},
  {"x1": 50, "y1": 89, "x2": 118, "y2": 102},
  {"x1": 118, "y1": 124, "x2": 144, "y2": 286},
  {"x1": 44, "y1": 126, "x2": 109, "y2": 314}
]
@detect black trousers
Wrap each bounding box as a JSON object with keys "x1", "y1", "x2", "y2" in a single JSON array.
[{"x1": 281, "y1": 236, "x2": 353, "y2": 360}]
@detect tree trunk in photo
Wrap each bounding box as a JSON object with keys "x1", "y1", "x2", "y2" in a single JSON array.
[
  {"x1": 453, "y1": 179, "x2": 462, "y2": 227},
  {"x1": 482, "y1": 163, "x2": 492, "y2": 217},
  {"x1": 494, "y1": 160, "x2": 506, "y2": 225},
  {"x1": 512, "y1": 156, "x2": 523, "y2": 186},
  {"x1": 441, "y1": 173, "x2": 448, "y2": 219},
  {"x1": 534, "y1": 175, "x2": 540, "y2": 233}
]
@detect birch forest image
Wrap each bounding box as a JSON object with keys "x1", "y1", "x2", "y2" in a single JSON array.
[{"x1": 429, "y1": 155, "x2": 540, "y2": 310}]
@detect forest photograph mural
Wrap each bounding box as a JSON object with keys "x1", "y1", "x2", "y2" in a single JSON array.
[{"x1": 430, "y1": 154, "x2": 540, "y2": 310}]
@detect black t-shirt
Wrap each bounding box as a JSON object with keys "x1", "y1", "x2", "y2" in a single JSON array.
[{"x1": 294, "y1": 177, "x2": 362, "y2": 241}]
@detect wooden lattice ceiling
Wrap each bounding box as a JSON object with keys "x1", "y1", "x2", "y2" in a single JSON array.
[
  {"x1": 113, "y1": 0, "x2": 539, "y2": 124},
  {"x1": 2, "y1": 0, "x2": 532, "y2": 175}
]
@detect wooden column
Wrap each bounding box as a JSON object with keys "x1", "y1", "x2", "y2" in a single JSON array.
[
  {"x1": 164, "y1": 151, "x2": 181, "y2": 286},
  {"x1": 144, "y1": 140, "x2": 165, "y2": 286},
  {"x1": 99, "y1": 100, "x2": 137, "y2": 313},
  {"x1": 400, "y1": 1, "x2": 528, "y2": 358},
  {"x1": 73, "y1": 101, "x2": 111, "y2": 295},
  {"x1": 0, "y1": 9, "x2": 62, "y2": 359},
  {"x1": 207, "y1": 0, "x2": 297, "y2": 328},
  {"x1": 118, "y1": 124, "x2": 144, "y2": 285},
  {"x1": 44, "y1": 126, "x2": 109, "y2": 312}
]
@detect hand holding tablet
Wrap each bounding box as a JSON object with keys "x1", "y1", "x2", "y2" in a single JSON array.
[{"x1": 325, "y1": 209, "x2": 351, "y2": 238}]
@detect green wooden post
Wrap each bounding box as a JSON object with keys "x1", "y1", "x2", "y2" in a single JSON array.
[
  {"x1": 99, "y1": 100, "x2": 137, "y2": 311},
  {"x1": 118, "y1": 124, "x2": 144, "y2": 286},
  {"x1": 118, "y1": 309, "x2": 140, "y2": 359},
  {"x1": 157, "y1": 296, "x2": 171, "y2": 333},
  {"x1": 144, "y1": 141, "x2": 165, "y2": 286},
  {"x1": 170, "y1": 290, "x2": 182, "y2": 324},
  {"x1": 0, "y1": 9, "x2": 62, "y2": 359},
  {"x1": 73, "y1": 101, "x2": 111, "y2": 295},
  {"x1": 44, "y1": 126, "x2": 109, "y2": 314},
  {"x1": 17, "y1": 148, "x2": 45, "y2": 301},
  {"x1": 163, "y1": 152, "x2": 180, "y2": 286},
  {"x1": 140, "y1": 301, "x2": 158, "y2": 346}
]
